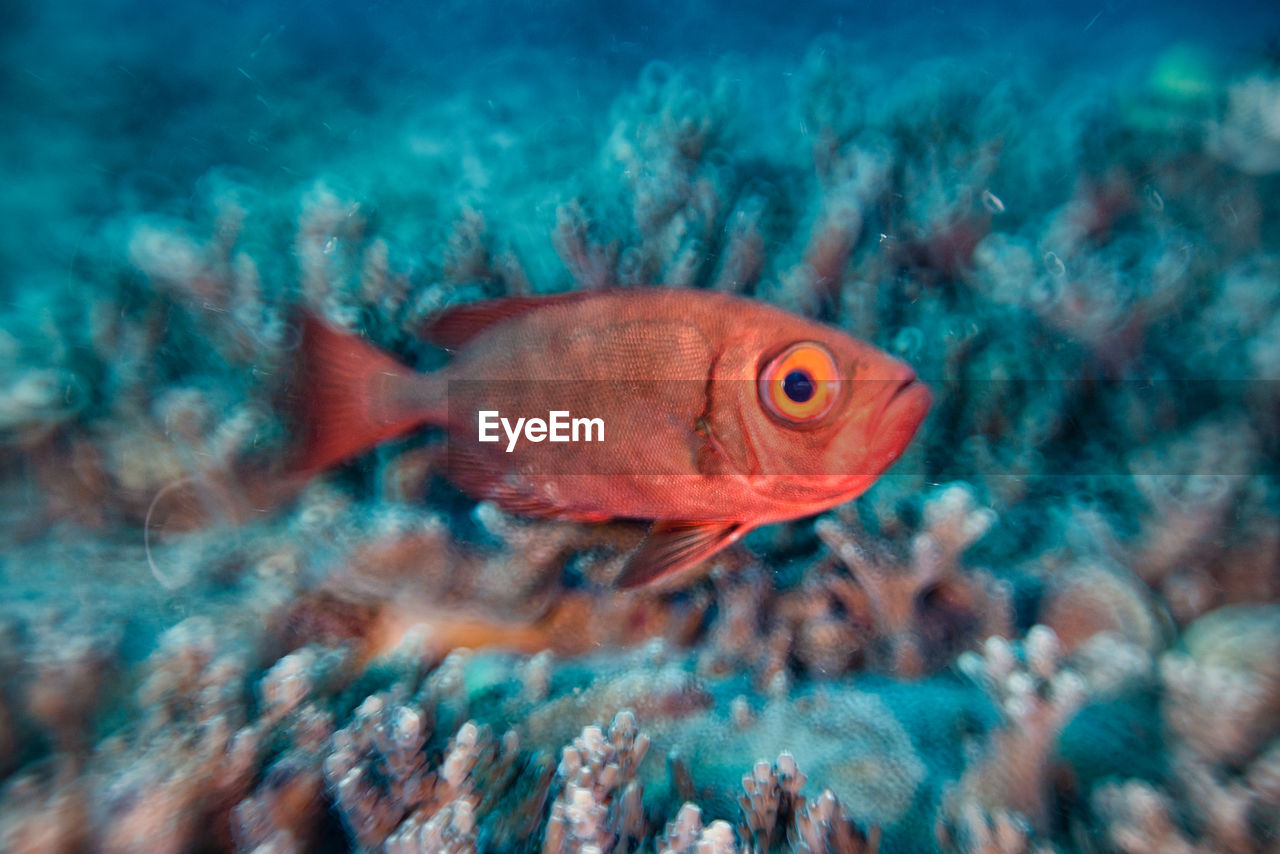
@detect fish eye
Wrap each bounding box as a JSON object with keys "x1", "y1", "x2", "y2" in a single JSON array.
[
  {"x1": 759, "y1": 342, "x2": 840, "y2": 424},
  {"x1": 783, "y1": 370, "x2": 814, "y2": 402}
]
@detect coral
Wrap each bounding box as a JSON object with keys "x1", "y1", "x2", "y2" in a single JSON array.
[
  {"x1": 376, "y1": 720, "x2": 493, "y2": 854},
  {"x1": 524, "y1": 659, "x2": 713, "y2": 752},
  {"x1": 1093, "y1": 780, "x2": 1201, "y2": 854},
  {"x1": 935, "y1": 802, "x2": 1051, "y2": 854},
  {"x1": 1037, "y1": 561, "x2": 1166, "y2": 656},
  {"x1": 385, "y1": 797, "x2": 478, "y2": 854},
  {"x1": 543, "y1": 710, "x2": 651, "y2": 853},
  {"x1": 87, "y1": 623, "x2": 262, "y2": 854},
  {"x1": 738, "y1": 753, "x2": 807, "y2": 850},
  {"x1": 1207, "y1": 73, "x2": 1280, "y2": 175},
  {"x1": 232, "y1": 753, "x2": 328, "y2": 854},
  {"x1": 738, "y1": 752, "x2": 880, "y2": 854},
  {"x1": 553, "y1": 200, "x2": 621, "y2": 291},
  {"x1": 696, "y1": 565, "x2": 774, "y2": 679},
  {"x1": 23, "y1": 617, "x2": 120, "y2": 754},
  {"x1": 783, "y1": 142, "x2": 892, "y2": 318},
  {"x1": 325, "y1": 692, "x2": 436, "y2": 846},
  {"x1": 0, "y1": 368, "x2": 86, "y2": 446},
  {"x1": 600, "y1": 62, "x2": 734, "y2": 290},
  {"x1": 256, "y1": 645, "x2": 350, "y2": 729},
  {"x1": 1065, "y1": 633, "x2": 1156, "y2": 699},
  {"x1": 743, "y1": 691, "x2": 926, "y2": 831},
  {"x1": 231, "y1": 648, "x2": 344, "y2": 852},
  {"x1": 811, "y1": 482, "x2": 1009, "y2": 677},
  {"x1": 949, "y1": 628, "x2": 1088, "y2": 835},
  {"x1": 322, "y1": 682, "x2": 532, "y2": 853},
  {"x1": 1162, "y1": 605, "x2": 1280, "y2": 767},
  {"x1": 790, "y1": 789, "x2": 881, "y2": 854},
  {"x1": 0, "y1": 763, "x2": 89, "y2": 854},
  {"x1": 659, "y1": 805, "x2": 740, "y2": 854},
  {"x1": 1130, "y1": 420, "x2": 1260, "y2": 593},
  {"x1": 659, "y1": 802, "x2": 708, "y2": 853}
]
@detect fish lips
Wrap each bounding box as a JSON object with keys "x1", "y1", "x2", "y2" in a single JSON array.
[{"x1": 866, "y1": 374, "x2": 931, "y2": 473}]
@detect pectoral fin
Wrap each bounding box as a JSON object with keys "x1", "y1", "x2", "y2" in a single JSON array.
[{"x1": 614, "y1": 520, "x2": 749, "y2": 589}]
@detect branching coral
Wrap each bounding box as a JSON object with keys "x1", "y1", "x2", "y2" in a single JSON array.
[
  {"x1": 659, "y1": 805, "x2": 739, "y2": 854},
  {"x1": 325, "y1": 691, "x2": 435, "y2": 846},
  {"x1": 322, "y1": 682, "x2": 538, "y2": 853},
  {"x1": 1093, "y1": 779, "x2": 1201, "y2": 854},
  {"x1": 231, "y1": 647, "x2": 344, "y2": 852},
  {"x1": 385, "y1": 797, "x2": 478, "y2": 854},
  {"x1": 88, "y1": 619, "x2": 262, "y2": 854},
  {"x1": 233, "y1": 753, "x2": 329, "y2": 854},
  {"x1": 543, "y1": 710, "x2": 651, "y2": 853},
  {"x1": 809, "y1": 482, "x2": 1009, "y2": 677},
  {"x1": 738, "y1": 752, "x2": 880, "y2": 854},
  {"x1": 600, "y1": 62, "x2": 735, "y2": 290},
  {"x1": 0, "y1": 763, "x2": 90, "y2": 854},
  {"x1": 378, "y1": 721, "x2": 494, "y2": 854},
  {"x1": 948, "y1": 627, "x2": 1088, "y2": 838},
  {"x1": 738, "y1": 752, "x2": 809, "y2": 851}
]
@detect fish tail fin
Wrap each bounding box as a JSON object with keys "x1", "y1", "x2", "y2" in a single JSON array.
[{"x1": 291, "y1": 313, "x2": 444, "y2": 473}]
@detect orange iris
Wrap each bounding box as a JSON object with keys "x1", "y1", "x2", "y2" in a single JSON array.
[{"x1": 759, "y1": 342, "x2": 840, "y2": 424}]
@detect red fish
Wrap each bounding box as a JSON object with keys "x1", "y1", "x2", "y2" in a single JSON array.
[{"x1": 294, "y1": 289, "x2": 930, "y2": 587}]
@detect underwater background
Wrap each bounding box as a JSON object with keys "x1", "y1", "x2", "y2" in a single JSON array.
[{"x1": 3, "y1": 0, "x2": 1280, "y2": 851}]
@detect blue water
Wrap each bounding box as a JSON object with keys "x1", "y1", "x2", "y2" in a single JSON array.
[{"x1": 2, "y1": 1, "x2": 1280, "y2": 852}]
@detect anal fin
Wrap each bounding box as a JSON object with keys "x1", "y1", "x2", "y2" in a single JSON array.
[{"x1": 614, "y1": 520, "x2": 749, "y2": 589}]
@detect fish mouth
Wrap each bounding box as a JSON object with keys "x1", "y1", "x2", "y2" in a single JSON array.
[
  {"x1": 868, "y1": 374, "x2": 932, "y2": 465},
  {"x1": 883, "y1": 375, "x2": 931, "y2": 426}
]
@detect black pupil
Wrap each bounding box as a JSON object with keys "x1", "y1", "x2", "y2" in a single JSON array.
[{"x1": 783, "y1": 370, "x2": 815, "y2": 403}]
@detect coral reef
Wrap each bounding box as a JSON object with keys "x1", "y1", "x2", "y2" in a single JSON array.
[{"x1": 2, "y1": 6, "x2": 1279, "y2": 854}]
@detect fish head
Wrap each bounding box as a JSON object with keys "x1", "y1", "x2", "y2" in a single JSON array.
[{"x1": 712, "y1": 317, "x2": 931, "y2": 511}]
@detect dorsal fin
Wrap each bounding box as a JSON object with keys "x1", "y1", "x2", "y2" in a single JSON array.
[{"x1": 422, "y1": 292, "x2": 596, "y2": 350}]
